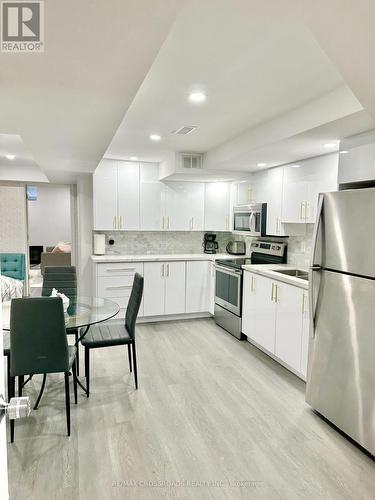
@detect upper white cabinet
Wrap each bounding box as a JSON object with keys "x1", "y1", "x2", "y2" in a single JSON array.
[
  {"x1": 93, "y1": 160, "x2": 140, "y2": 230},
  {"x1": 204, "y1": 182, "x2": 231, "y2": 231},
  {"x1": 140, "y1": 163, "x2": 164, "y2": 230},
  {"x1": 93, "y1": 160, "x2": 118, "y2": 230},
  {"x1": 252, "y1": 167, "x2": 285, "y2": 236},
  {"x1": 282, "y1": 154, "x2": 338, "y2": 223},
  {"x1": 338, "y1": 140, "x2": 375, "y2": 185},
  {"x1": 186, "y1": 261, "x2": 211, "y2": 313},
  {"x1": 164, "y1": 182, "x2": 204, "y2": 231}
]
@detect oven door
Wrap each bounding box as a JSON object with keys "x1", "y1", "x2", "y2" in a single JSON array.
[
  {"x1": 233, "y1": 209, "x2": 262, "y2": 236},
  {"x1": 215, "y1": 265, "x2": 242, "y2": 316}
]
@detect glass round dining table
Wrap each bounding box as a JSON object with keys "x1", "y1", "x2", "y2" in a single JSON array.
[
  {"x1": 1, "y1": 295, "x2": 120, "y2": 332},
  {"x1": 2, "y1": 296, "x2": 120, "y2": 400}
]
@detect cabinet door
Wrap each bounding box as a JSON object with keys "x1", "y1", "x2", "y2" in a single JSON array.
[
  {"x1": 186, "y1": 261, "x2": 211, "y2": 313},
  {"x1": 274, "y1": 282, "x2": 303, "y2": 372},
  {"x1": 300, "y1": 291, "x2": 309, "y2": 378},
  {"x1": 143, "y1": 262, "x2": 165, "y2": 316},
  {"x1": 117, "y1": 162, "x2": 140, "y2": 230},
  {"x1": 252, "y1": 167, "x2": 285, "y2": 235},
  {"x1": 242, "y1": 272, "x2": 257, "y2": 337},
  {"x1": 281, "y1": 164, "x2": 307, "y2": 223},
  {"x1": 338, "y1": 141, "x2": 375, "y2": 185},
  {"x1": 204, "y1": 182, "x2": 230, "y2": 231},
  {"x1": 93, "y1": 159, "x2": 118, "y2": 230},
  {"x1": 209, "y1": 262, "x2": 215, "y2": 315},
  {"x1": 140, "y1": 163, "x2": 165, "y2": 230},
  {"x1": 304, "y1": 154, "x2": 338, "y2": 223},
  {"x1": 236, "y1": 180, "x2": 253, "y2": 205},
  {"x1": 188, "y1": 183, "x2": 205, "y2": 230},
  {"x1": 248, "y1": 275, "x2": 277, "y2": 353},
  {"x1": 164, "y1": 261, "x2": 186, "y2": 314},
  {"x1": 164, "y1": 182, "x2": 190, "y2": 230}
]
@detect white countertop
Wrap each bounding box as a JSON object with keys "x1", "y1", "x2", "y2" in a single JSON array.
[
  {"x1": 242, "y1": 264, "x2": 309, "y2": 290},
  {"x1": 91, "y1": 253, "x2": 231, "y2": 263}
]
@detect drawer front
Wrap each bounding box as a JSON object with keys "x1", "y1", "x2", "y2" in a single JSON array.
[
  {"x1": 97, "y1": 277, "x2": 133, "y2": 298},
  {"x1": 96, "y1": 262, "x2": 143, "y2": 277}
]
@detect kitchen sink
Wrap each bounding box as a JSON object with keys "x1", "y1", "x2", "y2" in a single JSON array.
[{"x1": 274, "y1": 269, "x2": 309, "y2": 281}]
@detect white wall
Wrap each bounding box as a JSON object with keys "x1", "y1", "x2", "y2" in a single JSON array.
[
  {"x1": 28, "y1": 184, "x2": 71, "y2": 247},
  {"x1": 0, "y1": 183, "x2": 28, "y2": 253},
  {"x1": 76, "y1": 175, "x2": 93, "y2": 295}
]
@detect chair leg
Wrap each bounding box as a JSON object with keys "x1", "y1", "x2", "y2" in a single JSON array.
[
  {"x1": 34, "y1": 374, "x2": 47, "y2": 410},
  {"x1": 64, "y1": 372, "x2": 71, "y2": 436},
  {"x1": 18, "y1": 375, "x2": 24, "y2": 397},
  {"x1": 131, "y1": 341, "x2": 138, "y2": 390},
  {"x1": 84, "y1": 347, "x2": 90, "y2": 398},
  {"x1": 72, "y1": 361, "x2": 78, "y2": 404},
  {"x1": 75, "y1": 331, "x2": 80, "y2": 376},
  {"x1": 6, "y1": 354, "x2": 11, "y2": 402},
  {"x1": 10, "y1": 376, "x2": 15, "y2": 443},
  {"x1": 127, "y1": 344, "x2": 132, "y2": 373}
]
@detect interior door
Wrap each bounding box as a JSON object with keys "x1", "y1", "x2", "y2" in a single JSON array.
[
  {"x1": 306, "y1": 270, "x2": 375, "y2": 455},
  {"x1": 164, "y1": 262, "x2": 186, "y2": 314},
  {"x1": 93, "y1": 159, "x2": 118, "y2": 230},
  {"x1": 117, "y1": 162, "x2": 140, "y2": 230},
  {"x1": 0, "y1": 292, "x2": 9, "y2": 498}
]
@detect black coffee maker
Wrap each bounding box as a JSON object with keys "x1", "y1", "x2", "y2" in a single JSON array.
[{"x1": 203, "y1": 233, "x2": 219, "y2": 254}]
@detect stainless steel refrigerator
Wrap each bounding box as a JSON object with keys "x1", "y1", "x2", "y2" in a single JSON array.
[{"x1": 306, "y1": 188, "x2": 375, "y2": 456}]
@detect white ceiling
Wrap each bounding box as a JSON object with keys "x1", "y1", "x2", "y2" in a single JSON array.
[
  {"x1": 105, "y1": 0, "x2": 373, "y2": 167},
  {"x1": 0, "y1": 0, "x2": 184, "y2": 182}
]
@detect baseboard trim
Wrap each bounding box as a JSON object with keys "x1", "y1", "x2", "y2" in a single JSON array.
[{"x1": 137, "y1": 312, "x2": 212, "y2": 324}]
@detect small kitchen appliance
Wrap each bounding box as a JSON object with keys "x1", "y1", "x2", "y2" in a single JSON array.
[
  {"x1": 203, "y1": 233, "x2": 219, "y2": 254},
  {"x1": 214, "y1": 241, "x2": 287, "y2": 339},
  {"x1": 226, "y1": 240, "x2": 246, "y2": 255}
]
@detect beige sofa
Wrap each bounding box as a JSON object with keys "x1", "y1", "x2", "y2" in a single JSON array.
[{"x1": 40, "y1": 247, "x2": 71, "y2": 275}]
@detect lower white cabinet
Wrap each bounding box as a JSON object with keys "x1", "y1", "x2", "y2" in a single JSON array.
[
  {"x1": 186, "y1": 261, "x2": 211, "y2": 313},
  {"x1": 242, "y1": 271, "x2": 309, "y2": 378},
  {"x1": 143, "y1": 261, "x2": 186, "y2": 316},
  {"x1": 95, "y1": 262, "x2": 144, "y2": 317}
]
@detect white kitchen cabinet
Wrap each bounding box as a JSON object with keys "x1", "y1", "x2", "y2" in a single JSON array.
[
  {"x1": 118, "y1": 162, "x2": 140, "y2": 230},
  {"x1": 164, "y1": 182, "x2": 204, "y2": 231},
  {"x1": 143, "y1": 261, "x2": 186, "y2": 316},
  {"x1": 274, "y1": 281, "x2": 303, "y2": 372},
  {"x1": 300, "y1": 291, "x2": 309, "y2": 378},
  {"x1": 282, "y1": 154, "x2": 338, "y2": 223},
  {"x1": 186, "y1": 261, "x2": 211, "y2": 313},
  {"x1": 338, "y1": 140, "x2": 375, "y2": 185},
  {"x1": 93, "y1": 159, "x2": 140, "y2": 230},
  {"x1": 252, "y1": 167, "x2": 285, "y2": 236},
  {"x1": 204, "y1": 182, "x2": 231, "y2": 231},
  {"x1": 236, "y1": 180, "x2": 253, "y2": 205},
  {"x1": 242, "y1": 271, "x2": 309, "y2": 378},
  {"x1": 164, "y1": 262, "x2": 186, "y2": 314},
  {"x1": 209, "y1": 262, "x2": 215, "y2": 315},
  {"x1": 140, "y1": 163, "x2": 165, "y2": 230},
  {"x1": 246, "y1": 273, "x2": 277, "y2": 353},
  {"x1": 93, "y1": 159, "x2": 118, "y2": 230}
]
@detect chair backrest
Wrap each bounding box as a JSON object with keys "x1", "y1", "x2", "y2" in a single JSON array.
[
  {"x1": 10, "y1": 297, "x2": 69, "y2": 376},
  {"x1": 0, "y1": 253, "x2": 25, "y2": 281},
  {"x1": 42, "y1": 266, "x2": 77, "y2": 299},
  {"x1": 125, "y1": 273, "x2": 144, "y2": 339}
]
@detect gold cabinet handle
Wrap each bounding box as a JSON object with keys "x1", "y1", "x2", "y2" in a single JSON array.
[
  {"x1": 162, "y1": 216, "x2": 165, "y2": 230},
  {"x1": 119, "y1": 215, "x2": 123, "y2": 229},
  {"x1": 302, "y1": 293, "x2": 305, "y2": 314},
  {"x1": 167, "y1": 216, "x2": 170, "y2": 229},
  {"x1": 161, "y1": 264, "x2": 164, "y2": 277},
  {"x1": 251, "y1": 276, "x2": 255, "y2": 292},
  {"x1": 114, "y1": 216, "x2": 117, "y2": 229},
  {"x1": 166, "y1": 263, "x2": 169, "y2": 277},
  {"x1": 300, "y1": 202, "x2": 303, "y2": 221},
  {"x1": 271, "y1": 283, "x2": 275, "y2": 302}
]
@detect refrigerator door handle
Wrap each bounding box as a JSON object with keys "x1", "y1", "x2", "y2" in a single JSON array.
[{"x1": 309, "y1": 194, "x2": 324, "y2": 336}]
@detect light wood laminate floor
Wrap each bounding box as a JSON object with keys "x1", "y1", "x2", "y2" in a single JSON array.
[{"x1": 7, "y1": 318, "x2": 375, "y2": 500}]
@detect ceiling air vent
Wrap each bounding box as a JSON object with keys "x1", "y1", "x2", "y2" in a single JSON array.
[
  {"x1": 171, "y1": 126, "x2": 197, "y2": 135},
  {"x1": 180, "y1": 153, "x2": 203, "y2": 169}
]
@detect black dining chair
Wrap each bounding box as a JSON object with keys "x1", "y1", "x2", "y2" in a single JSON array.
[
  {"x1": 42, "y1": 266, "x2": 80, "y2": 374},
  {"x1": 81, "y1": 273, "x2": 143, "y2": 396},
  {"x1": 9, "y1": 297, "x2": 77, "y2": 442}
]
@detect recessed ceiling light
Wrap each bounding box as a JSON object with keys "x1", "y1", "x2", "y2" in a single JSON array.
[
  {"x1": 257, "y1": 162, "x2": 267, "y2": 167},
  {"x1": 188, "y1": 92, "x2": 206, "y2": 103},
  {"x1": 130, "y1": 156, "x2": 138, "y2": 161},
  {"x1": 150, "y1": 134, "x2": 161, "y2": 141},
  {"x1": 339, "y1": 150, "x2": 349, "y2": 154},
  {"x1": 324, "y1": 143, "x2": 337, "y2": 148},
  {"x1": 5, "y1": 154, "x2": 15, "y2": 160},
  {"x1": 290, "y1": 164, "x2": 301, "y2": 168}
]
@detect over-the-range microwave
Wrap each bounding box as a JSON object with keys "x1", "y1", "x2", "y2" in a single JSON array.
[{"x1": 233, "y1": 202, "x2": 267, "y2": 236}]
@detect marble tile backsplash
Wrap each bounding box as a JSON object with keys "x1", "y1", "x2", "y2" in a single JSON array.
[
  {"x1": 97, "y1": 231, "x2": 234, "y2": 255},
  {"x1": 95, "y1": 225, "x2": 314, "y2": 268}
]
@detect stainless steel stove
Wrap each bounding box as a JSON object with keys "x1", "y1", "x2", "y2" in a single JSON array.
[{"x1": 214, "y1": 241, "x2": 287, "y2": 339}]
